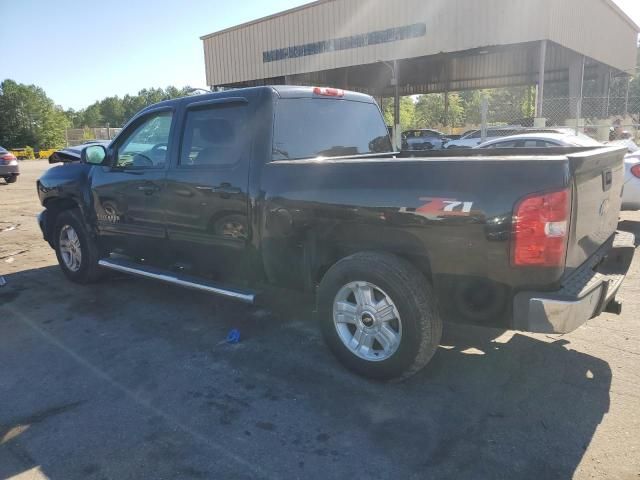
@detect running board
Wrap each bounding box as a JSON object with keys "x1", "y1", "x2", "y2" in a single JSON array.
[{"x1": 98, "y1": 258, "x2": 256, "y2": 304}]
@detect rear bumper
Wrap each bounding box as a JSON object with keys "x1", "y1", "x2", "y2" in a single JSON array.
[
  {"x1": 513, "y1": 230, "x2": 636, "y2": 334},
  {"x1": 0, "y1": 165, "x2": 19, "y2": 176}
]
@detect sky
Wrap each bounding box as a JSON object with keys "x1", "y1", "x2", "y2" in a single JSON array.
[{"x1": 0, "y1": 0, "x2": 639, "y2": 111}]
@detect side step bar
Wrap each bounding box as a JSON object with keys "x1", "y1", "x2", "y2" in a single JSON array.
[{"x1": 98, "y1": 258, "x2": 256, "y2": 304}]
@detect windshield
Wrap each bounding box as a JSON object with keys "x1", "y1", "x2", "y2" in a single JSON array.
[{"x1": 273, "y1": 98, "x2": 392, "y2": 160}]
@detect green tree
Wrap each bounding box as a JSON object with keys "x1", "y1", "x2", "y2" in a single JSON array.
[
  {"x1": 380, "y1": 96, "x2": 416, "y2": 131},
  {"x1": 489, "y1": 87, "x2": 532, "y2": 124},
  {"x1": 413, "y1": 93, "x2": 464, "y2": 128},
  {"x1": 0, "y1": 79, "x2": 69, "y2": 149},
  {"x1": 459, "y1": 90, "x2": 487, "y2": 125},
  {"x1": 99, "y1": 96, "x2": 125, "y2": 126},
  {"x1": 80, "y1": 103, "x2": 103, "y2": 128},
  {"x1": 78, "y1": 85, "x2": 195, "y2": 128}
]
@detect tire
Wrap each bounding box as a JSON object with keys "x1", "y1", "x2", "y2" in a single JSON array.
[
  {"x1": 317, "y1": 252, "x2": 442, "y2": 381},
  {"x1": 53, "y1": 209, "x2": 103, "y2": 284},
  {"x1": 5, "y1": 175, "x2": 17, "y2": 184}
]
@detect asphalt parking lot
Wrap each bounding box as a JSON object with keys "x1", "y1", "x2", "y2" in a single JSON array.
[{"x1": 1, "y1": 160, "x2": 639, "y2": 480}]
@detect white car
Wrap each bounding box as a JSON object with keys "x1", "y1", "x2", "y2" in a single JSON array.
[
  {"x1": 475, "y1": 132, "x2": 602, "y2": 149},
  {"x1": 445, "y1": 127, "x2": 522, "y2": 148},
  {"x1": 476, "y1": 132, "x2": 640, "y2": 211},
  {"x1": 623, "y1": 153, "x2": 640, "y2": 211}
]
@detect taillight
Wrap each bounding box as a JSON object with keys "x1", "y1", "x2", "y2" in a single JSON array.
[
  {"x1": 313, "y1": 87, "x2": 344, "y2": 97},
  {"x1": 512, "y1": 189, "x2": 570, "y2": 267},
  {"x1": 631, "y1": 163, "x2": 640, "y2": 179}
]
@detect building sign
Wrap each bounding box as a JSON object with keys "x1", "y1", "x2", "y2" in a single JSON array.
[{"x1": 262, "y1": 23, "x2": 426, "y2": 63}]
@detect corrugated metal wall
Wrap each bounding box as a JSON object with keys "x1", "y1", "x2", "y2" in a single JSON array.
[{"x1": 201, "y1": 0, "x2": 638, "y2": 87}]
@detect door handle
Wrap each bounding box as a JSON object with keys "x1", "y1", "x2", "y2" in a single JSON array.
[
  {"x1": 195, "y1": 183, "x2": 241, "y2": 195},
  {"x1": 137, "y1": 184, "x2": 160, "y2": 195}
]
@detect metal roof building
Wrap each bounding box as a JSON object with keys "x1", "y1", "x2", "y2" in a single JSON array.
[
  {"x1": 201, "y1": 0, "x2": 638, "y2": 92},
  {"x1": 201, "y1": 0, "x2": 639, "y2": 141}
]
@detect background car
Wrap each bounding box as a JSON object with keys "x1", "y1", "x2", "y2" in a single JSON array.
[
  {"x1": 623, "y1": 152, "x2": 640, "y2": 211},
  {"x1": 445, "y1": 126, "x2": 523, "y2": 148},
  {"x1": 401, "y1": 129, "x2": 449, "y2": 150},
  {"x1": 0, "y1": 146, "x2": 19, "y2": 184},
  {"x1": 474, "y1": 132, "x2": 602, "y2": 149},
  {"x1": 475, "y1": 132, "x2": 640, "y2": 211}
]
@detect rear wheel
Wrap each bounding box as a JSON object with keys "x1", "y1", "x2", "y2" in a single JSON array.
[
  {"x1": 53, "y1": 209, "x2": 103, "y2": 283},
  {"x1": 4, "y1": 175, "x2": 17, "y2": 184},
  {"x1": 318, "y1": 252, "x2": 442, "y2": 381}
]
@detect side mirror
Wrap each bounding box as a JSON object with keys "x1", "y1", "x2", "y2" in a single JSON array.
[{"x1": 81, "y1": 144, "x2": 108, "y2": 165}]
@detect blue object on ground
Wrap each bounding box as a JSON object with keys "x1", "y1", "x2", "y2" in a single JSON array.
[{"x1": 226, "y1": 329, "x2": 241, "y2": 344}]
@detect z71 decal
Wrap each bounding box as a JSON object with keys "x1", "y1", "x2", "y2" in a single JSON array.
[{"x1": 402, "y1": 197, "x2": 474, "y2": 218}]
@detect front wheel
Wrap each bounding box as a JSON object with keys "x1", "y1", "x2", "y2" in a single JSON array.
[
  {"x1": 318, "y1": 252, "x2": 442, "y2": 381},
  {"x1": 54, "y1": 209, "x2": 103, "y2": 283},
  {"x1": 4, "y1": 175, "x2": 17, "y2": 184}
]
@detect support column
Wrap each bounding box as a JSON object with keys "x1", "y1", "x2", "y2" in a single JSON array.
[
  {"x1": 443, "y1": 60, "x2": 451, "y2": 129},
  {"x1": 443, "y1": 92, "x2": 449, "y2": 128},
  {"x1": 392, "y1": 60, "x2": 401, "y2": 151},
  {"x1": 534, "y1": 40, "x2": 547, "y2": 127}
]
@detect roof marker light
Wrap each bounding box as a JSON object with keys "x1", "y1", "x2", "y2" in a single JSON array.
[{"x1": 313, "y1": 87, "x2": 344, "y2": 97}]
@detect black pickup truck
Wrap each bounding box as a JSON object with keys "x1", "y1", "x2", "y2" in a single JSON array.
[{"x1": 37, "y1": 86, "x2": 635, "y2": 380}]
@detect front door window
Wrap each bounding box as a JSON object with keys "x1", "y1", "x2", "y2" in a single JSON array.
[{"x1": 116, "y1": 112, "x2": 173, "y2": 168}]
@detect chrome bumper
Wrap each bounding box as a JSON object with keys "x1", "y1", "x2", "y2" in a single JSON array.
[{"x1": 513, "y1": 231, "x2": 635, "y2": 334}]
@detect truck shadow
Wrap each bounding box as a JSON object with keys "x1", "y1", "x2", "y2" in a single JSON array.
[{"x1": 0, "y1": 265, "x2": 612, "y2": 479}]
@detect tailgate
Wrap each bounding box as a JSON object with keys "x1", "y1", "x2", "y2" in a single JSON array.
[{"x1": 565, "y1": 147, "x2": 626, "y2": 271}]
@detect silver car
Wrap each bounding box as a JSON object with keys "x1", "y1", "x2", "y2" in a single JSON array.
[{"x1": 0, "y1": 146, "x2": 19, "y2": 184}]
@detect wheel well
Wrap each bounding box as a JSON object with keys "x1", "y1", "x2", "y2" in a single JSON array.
[
  {"x1": 312, "y1": 249, "x2": 433, "y2": 288},
  {"x1": 43, "y1": 198, "x2": 80, "y2": 245}
]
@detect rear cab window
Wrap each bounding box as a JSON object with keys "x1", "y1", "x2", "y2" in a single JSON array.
[{"x1": 272, "y1": 98, "x2": 392, "y2": 161}]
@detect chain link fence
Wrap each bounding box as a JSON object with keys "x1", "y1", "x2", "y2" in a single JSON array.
[
  {"x1": 539, "y1": 96, "x2": 640, "y2": 142},
  {"x1": 65, "y1": 127, "x2": 122, "y2": 147},
  {"x1": 395, "y1": 92, "x2": 640, "y2": 146},
  {"x1": 460, "y1": 95, "x2": 640, "y2": 143}
]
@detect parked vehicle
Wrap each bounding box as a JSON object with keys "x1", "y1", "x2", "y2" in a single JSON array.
[
  {"x1": 37, "y1": 86, "x2": 634, "y2": 380},
  {"x1": 402, "y1": 129, "x2": 449, "y2": 151},
  {"x1": 608, "y1": 137, "x2": 639, "y2": 154},
  {"x1": 444, "y1": 127, "x2": 523, "y2": 148},
  {"x1": 623, "y1": 153, "x2": 640, "y2": 210},
  {"x1": 475, "y1": 132, "x2": 602, "y2": 149},
  {"x1": 0, "y1": 146, "x2": 19, "y2": 184}
]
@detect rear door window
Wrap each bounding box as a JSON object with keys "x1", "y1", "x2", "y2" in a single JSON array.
[
  {"x1": 273, "y1": 99, "x2": 392, "y2": 160},
  {"x1": 180, "y1": 103, "x2": 249, "y2": 167}
]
